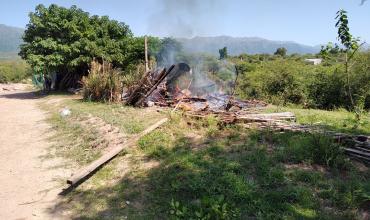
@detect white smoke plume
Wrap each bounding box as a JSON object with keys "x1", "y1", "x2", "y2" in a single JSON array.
[
  {"x1": 147, "y1": 0, "x2": 226, "y2": 38},
  {"x1": 147, "y1": 0, "x2": 236, "y2": 97}
]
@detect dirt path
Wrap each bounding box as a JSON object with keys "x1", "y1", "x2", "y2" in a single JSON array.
[{"x1": 0, "y1": 84, "x2": 70, "y2": 220}]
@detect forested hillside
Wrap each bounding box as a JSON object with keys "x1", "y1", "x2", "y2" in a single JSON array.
[
  {"x1": 0, "y1": 24, "x2": 24, "y2": 60},
  {"x1": 178, "y1": 36, "x2": 320, "y2": 55},
  {"x1": 0, "y1": 23, "x2": 321, "y2": 57},
  {"x1": 0, "y1": 24, "x2": 23, "y2": 52}
]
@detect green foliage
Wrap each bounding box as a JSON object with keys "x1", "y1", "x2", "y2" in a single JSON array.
[
  {"x1": 335, "y1": 10, "x2": 359, "y2": 51},
  {"x1": 235, "y1": 52, "x2": 370, "y2": 110},
  {"x1": 43, "y1": 97, "x2": 370, "y2": 219},
  {"x1": 319, "y1": 42, "x2": 341, "y2": 61},
  {"x1": 264, "y1": 106, "x2": 370, "y2": 135},
  {"x1": 19, "y1": 4, "x2": 141, "y2": 89},
  {"x1": 0, "y1": 60, "x2": 32, "y2": 83},
  {"x1": 136, "y1": 121, "x2": 369, "y2": 219},
  {"x1": 82, "y1": 61, "x2": 122, "y2": 102},
  {"x1": 236, "y1": 59, "x2": 308, "y2": 104},
  {"x1": 274, "y1": 132, "x2": 348, "y2": 168},
  {"x1": 219, "y1": 47, "x2": 228, "y2": 60},
  {"x1": 307, "y1": 66, "x2": 346, "y2": 109},
  {"x1": 331, "y1": 9, "x2": 365, "y2": 123},
  {"x1": 121, "y1": 62, "x2": 147, "y2": 88},
  {"x1": 274, "y1": 47, "x2": 287, "y2": 57}
]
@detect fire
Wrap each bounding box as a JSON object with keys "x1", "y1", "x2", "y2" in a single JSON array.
[{"x1": 124, "y1": 62, "x2": 267, "y2": 117}]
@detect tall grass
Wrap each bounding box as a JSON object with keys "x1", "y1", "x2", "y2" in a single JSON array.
[
  {"x1": 82, "y1": 61, "x2": 123, "y2": 102},
  {"x1": 0, "y1": 60, "x2": 32, "y2": 83}
]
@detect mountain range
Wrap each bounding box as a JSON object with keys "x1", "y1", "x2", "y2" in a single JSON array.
[
  {"x1": 0, "y1": 24, "x2": 23, "y2": 52},
  {"x1": 0, "y1": 24, "x2": 24, "y2": 59},
  {"x1": 178, "y1": 36, "x2": 321, "y2": 55},
  {"x1": 6, "y1": 24, "x2": 368, "y2": 57}
]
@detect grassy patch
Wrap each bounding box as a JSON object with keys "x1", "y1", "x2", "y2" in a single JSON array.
[
  {"x1": 0, "y1": 60, "x2": 32, "y2": 83},
  {"x1": 132, "y1": 124, "x2": 369, "y2": 219},
  {"x1": 45, "y1": 108, "x2": 104, "y2": 166},
  {"x1": 265, "y1": 105, "x2": 370, "y2": 135},
  {"x1": 40, "y1": 95, "x2": 370, "y2": 219},
  {"x1": 61, "y1": 99, "x2": 164, "y2": 134}
]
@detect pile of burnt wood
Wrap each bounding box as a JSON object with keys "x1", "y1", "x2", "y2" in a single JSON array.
[{"x1": 122, "y1": 63, "x2": 286, "y2": 124}]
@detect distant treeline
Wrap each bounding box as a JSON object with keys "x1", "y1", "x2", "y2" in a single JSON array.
[{"x1": 232, "y1": 52, "x2": 370, "y2": 110}]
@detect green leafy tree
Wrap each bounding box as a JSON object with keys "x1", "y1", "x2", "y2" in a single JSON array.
[
  {"x1": 334, "y1": 9, "x2": 364, "y2": 122},
  {"x1": 19, "y1": 4, "x2": 135, "y2": 89},
  {"x1": 274, "y1": 47, "x2": 287, "y2": 57},
  {"x1": 219, "y1": 47, "x2": 228, "y2": 60},
  {"x1": 319, "y1": 42, "x2": 340, "y2": 61}
]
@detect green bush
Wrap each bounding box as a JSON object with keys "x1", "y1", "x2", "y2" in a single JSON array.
[
  {"x1": 236, "y1": 59, "x2": 310, "y2": 104},
  {"x1": 235, "y1": 52, "x2": 370, "y2": 110},
  {"x1": 0, "y1": 60, "x2": 32, "y2": 83}
]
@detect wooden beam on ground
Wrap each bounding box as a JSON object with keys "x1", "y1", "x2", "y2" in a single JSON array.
[
  {"x1": 236, "y1": 112, "x2": 296, "y2": 123},
  {"x1": 67, "y1": 118, "x2": 168, "y2": 185}
]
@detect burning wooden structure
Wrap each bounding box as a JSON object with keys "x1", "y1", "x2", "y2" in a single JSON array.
[
  {"x1": 123, "y1": 63, "x2": 278, "y2": 123},
  {"x1": 123, "y1": 62, "x2": 370, "y2": 165}
]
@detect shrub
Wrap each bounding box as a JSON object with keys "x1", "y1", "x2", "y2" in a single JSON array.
[
  {"x1": 307, "y1": 68, "x2": 346, "y2": 109},
  {"x1": 121, "y1": 62, "x2": 146, "y2": 88},
  {"x1": 0, "y1": 60, "x2": 32, "y2": 83},
  {"x1": 235, "y1": 52, "x2": 370, "y2": 110},
  {"x1": 82, "y1": 61, "x2": 123, "y2": 102},
  {"x1": 237, "y1": 59, "x2": 309, "y2": 104}
]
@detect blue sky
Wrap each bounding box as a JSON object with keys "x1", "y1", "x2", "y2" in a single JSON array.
[{"x1": 0, "y1": 0, "x2": 369, "y2": 46}]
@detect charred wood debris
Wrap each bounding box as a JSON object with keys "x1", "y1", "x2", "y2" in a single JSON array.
[{"x1": 122, "y1": 63, "x2": 369, "y2": 165}]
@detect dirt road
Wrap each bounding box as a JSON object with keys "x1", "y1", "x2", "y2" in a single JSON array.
[{"x1": 0, "y1": 84, "x2": 69, "y2": 219}]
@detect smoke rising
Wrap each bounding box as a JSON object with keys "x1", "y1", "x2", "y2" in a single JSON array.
[
  {"x1": 147, "y1": 0, "x2": 225, "y2": 38},
  {"x1": 147, "y1": 0, "x2": 236, "y2": 97}
]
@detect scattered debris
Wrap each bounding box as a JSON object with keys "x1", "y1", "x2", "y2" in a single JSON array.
[
  {"x1": 124, "y1": 62, "x2": 269, "y2": 124},
  {"x1": 60, "y1": 108, "x2": 71, "y2": 117},
  {"x1": 67, "y1": 87, "x2": 82, "y2": 94},
  {"x1": 334, "y1": 133, "x2": 370, "y2": 164}
]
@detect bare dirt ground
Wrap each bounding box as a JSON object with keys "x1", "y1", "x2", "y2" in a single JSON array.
[{"x1": 0, "y1": 84, "x2": 70, "y2": 220}]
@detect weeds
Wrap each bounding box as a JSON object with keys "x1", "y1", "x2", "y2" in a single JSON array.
[
  {"x1": 0, "y1": 60, "x2": 31, "y2": 83},
  {"x1": 42, "y1": 96, "x2": 369, "y2": 219},
  {"x1": 82, "y1": 60, "x2": 123, "y2": 102}
]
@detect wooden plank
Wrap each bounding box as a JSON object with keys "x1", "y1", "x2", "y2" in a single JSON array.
[
  {"x1": 67, "y1": 118, "x2": 168, "y2": 185},
  {"x1": 351, "y1": 146, "x2": 370, "y2": 153},
  {"x1": 346, "y1": 153, "x2": 370, "y2": 164},
  {"x1": 238, "y1": 112, "x2": 295, "y2": 118},
  {"x1": 344, "y1": 147, "x2": 370, "y2": 157},
  {"x1": 236, "y1": 112, "x2": 296, "y2": 123}
]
